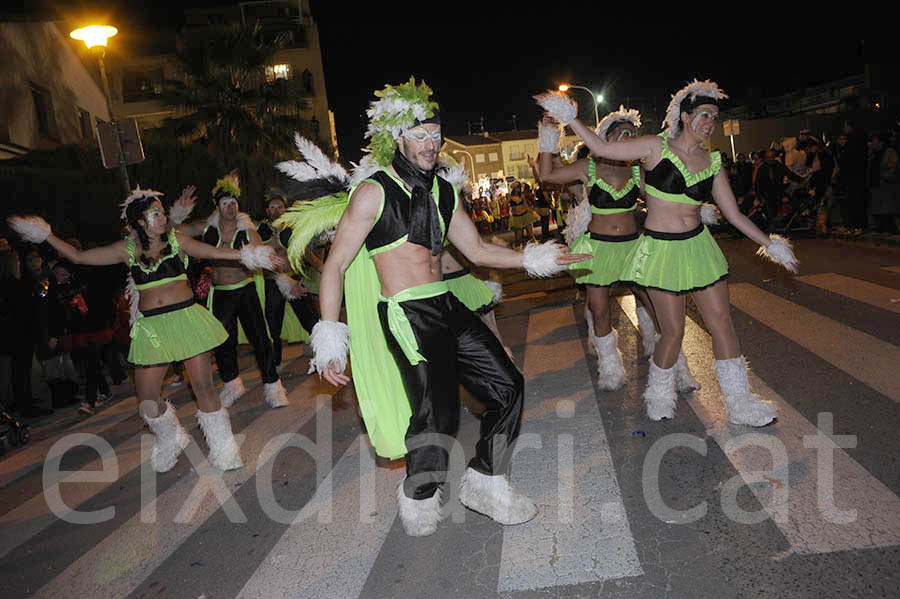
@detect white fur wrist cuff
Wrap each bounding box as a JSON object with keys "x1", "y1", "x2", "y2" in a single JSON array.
[
  {"x1": 7, "y1": 215, "x2": 51, "y2": 243},
  {"x1": 538, "y1": 121, "x2": 562, "y2": 153},
  {"x1": 308, "y1": 320, "x2": 350, "y2": 375},
  {"x1": 239, "y1": 244, "x2": 278, "y2": 271},
  {"x1": 700, "y1": 203, "x2": 721, "y2": 226},
  {"x1": 523, "y1": 241, "x2": 566, "y2": 278},
  {"x1": 169, "y1": 202, "x2": 193, "y2": 225},
  {"x1": 564, "y1": 200, "x2": 591, "y2": 246},
  {"x1": 534, "y1": 92, "x2": 577, "y2": 125},
  {"x1": 483, "y1": 279, "x2": 503, "y2": 305},
  {"x1": 756, "y1": 234, "x2": 798, "y2": 271},
  {"x1": 276, "y1": 273, "x2": 298, "y2": 298}
]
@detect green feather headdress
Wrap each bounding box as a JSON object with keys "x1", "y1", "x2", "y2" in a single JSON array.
[
  {"x1": 212, "y1": 170, "x2": 241, "y2": 203},
  {"x1": 364, "y1": 77, "x2": 440, "y2": 166}
]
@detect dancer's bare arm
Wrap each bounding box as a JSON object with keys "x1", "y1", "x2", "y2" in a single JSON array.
[
  {"x1": 711, "y1": 170, "x2": 778, "y2": 248},
  {"x1": 46, "y1": 236, "x2": 128, "y2": 266},
  {"x1": 544, "y1": 115, "x2": 661, "y2": 166},
  {"x1": 536, "y1": 154, "x2": 587, "y2": 185}
]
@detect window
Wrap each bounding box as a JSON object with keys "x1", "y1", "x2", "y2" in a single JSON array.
[
  {"x1": 78, "y1": 109, "x2": 92, "y2": 139},
  {"x1": 30, "y1": 84, "x2": 57, "y2": 139},
  {"x1": 488, "y1": 152, "x2": 498, "y2": 162},
  {"x1": 122, "y1": 68, "x2": 164, "y2": 103},
  {"x1": 265, "y1": 64, "x2": 292, "y2": 83},
  {"x1": 518, "y1": 165, "x2": 531, "y2": 179},
  {"x1": 476, "y1": 153, "x2": 485, "y2": 163},
  {"x1": 509, "y1": 145, "x2": 524, "y2": 160}
]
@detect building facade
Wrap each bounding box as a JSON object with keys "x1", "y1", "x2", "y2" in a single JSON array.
[
  {"x1": 0, "y1": 22, "x2": 110, "y2": 159},
  {"x1": 106, "y1": 0, "x2": 338, "y2": 155}
]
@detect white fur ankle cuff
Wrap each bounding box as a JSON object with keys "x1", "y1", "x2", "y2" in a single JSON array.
[
  {"x1": 756, "y1": 234, "x2": 798, "y2": 271},
  {"x1": 8, "y1": 215, "x2": 51, "y2": 243},
  {"x1": 308, "y1": 320, "x2": 350, "y2": 375},
  {"x1": 534, "y1": 92, "x2": 578, "y2": 125},
  {"x1": 239, "y1": 244, "x2": 278, "y2": 271},
  {"x1": 538, "y1": 121, "x2": 562, "y2": 153},
  {"x1": 522, "y1": 241, "x2": 566, "y2": 278}
]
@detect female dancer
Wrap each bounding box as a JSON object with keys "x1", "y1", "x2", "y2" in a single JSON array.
[
  {"x1": 536, "y1": 107, "x2": 697, "y2": 392},
  {"x1": 8, "y1": 186, "x2": 282, "y2": 470},
  {"x1": 536, "y1": 81, "x2": 798, "y2": 426},
  {"x1": 507, "y1": 181, "x2": 537, "y2": 247}
]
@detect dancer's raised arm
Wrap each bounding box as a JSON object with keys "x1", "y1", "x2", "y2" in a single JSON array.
[{"x1": 7, "y1": 215, "x2": 128, "y2": 265}]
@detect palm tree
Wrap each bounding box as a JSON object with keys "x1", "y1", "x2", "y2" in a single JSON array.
[{"x1": 161, "y1": 24, "x2": 316, "y2": 164}]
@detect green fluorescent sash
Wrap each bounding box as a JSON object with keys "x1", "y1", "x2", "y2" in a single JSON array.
[{"x1": 378, "y1": 280, "x2": 450, "y2": 366}]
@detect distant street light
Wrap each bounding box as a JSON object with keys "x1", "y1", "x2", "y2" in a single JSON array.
[
  {"x1": 70, "y1": 24, "x2": 131, "y2": 195},
  {"x1": 557, "y1": 83, "x2": 600, "y2": 129}
]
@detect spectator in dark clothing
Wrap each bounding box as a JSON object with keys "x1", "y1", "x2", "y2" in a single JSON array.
[
  {"x1": 21, "y1": 247, "x2": 65, "y2": 414},
  {"x1": 868, "y1": 132, "x2": 900, "y2": 234},
  {"x1": 834, "y1": 120, "x2": 869, "y2": 230},
  {"x1": 754, "y1": 149, "x2": 807, "y2": 231}
]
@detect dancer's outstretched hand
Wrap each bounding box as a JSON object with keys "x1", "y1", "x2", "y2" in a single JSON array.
[
  {"x1": 556, "y1": 251, "x2": 592, "y2": 265},
  {"x1": 322, "y1": 361, "x2": 350, "y2": 387},
  {"x1": 175, "y1": 185, "x2": 196, "y2": 212}
]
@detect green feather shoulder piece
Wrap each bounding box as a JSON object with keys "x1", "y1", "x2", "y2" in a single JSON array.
[{"x1": 274, "y1": 192, "x2": 349, "y2": 274}]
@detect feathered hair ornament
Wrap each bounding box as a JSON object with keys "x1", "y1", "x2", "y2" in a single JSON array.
[
  {"x1": 595, "y1": 105, "x2": 641, "y2": 142},
  {"x1": 364, "y1": 77, "x2": 440, "y2": 166},
  {"x1": 120, "y1": 186, "x2": 164, "y2": 222},
  {"x1": 212, "y1": 170, "x2": 241, "y2": 203},
  {"x1": 663, "y1": 79, "x2": 728, "y2": 138}
]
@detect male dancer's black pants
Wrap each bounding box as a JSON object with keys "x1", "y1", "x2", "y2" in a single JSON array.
[
  {"x1": 212, "y1": 283, "x2": 279, "y2": 384},
  {"x1": 378, "y1": 292, "x2": 524, "y2": 500},
  {"x1": 263, "y1": 278, "x2": 320, "y2": 367}
]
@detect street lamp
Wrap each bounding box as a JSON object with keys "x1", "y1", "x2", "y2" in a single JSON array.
[
  {"x1": 558, "y1": 83, "x2": 601, "y2": 129},
  {"x1": 451, "y1": 149, "x2": 478, "y2": 191},
  {"x1": 70, "y1": 24, "x2": 131, "y2": 195}
]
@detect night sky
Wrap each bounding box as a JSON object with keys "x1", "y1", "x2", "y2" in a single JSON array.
[{"x1": 8, "y1": 1, "x2": 870, "y2": 162}]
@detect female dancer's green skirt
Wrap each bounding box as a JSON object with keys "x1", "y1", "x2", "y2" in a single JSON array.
[
  {"x1": 568, "y1": 231, "x2": 641, "y2": 286},
  {"x1": 508, "y1": 211, "x2": 538, "y2": 229},
  {"x1": 619, "y1": 224, "x2": 729, "y2": 294},
  {"x1": 128, "y1": 299, "x2": 228, "y2": 366},
  {"x1": 444, "y1": 270, "x2": 495, "y2": 312}
]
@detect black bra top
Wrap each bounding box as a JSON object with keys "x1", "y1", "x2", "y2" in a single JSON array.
[
  {"x1": 126, "y1": 230, "x2": 188, "y2": 290},
  {"x1": 201, "y1": 225, "x2": 250, "y2": 249},
  {"x1": 257, "y1": 222, "x2": 291, "y2": 248}
]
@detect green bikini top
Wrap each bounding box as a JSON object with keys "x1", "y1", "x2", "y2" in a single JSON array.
[
  {"x1": 643, "y1": 132, "x2": 721, "y2": 205},
  {"x1": 586, "y1": 160, "x2": 641, "y2": 214},
  {"x1": 126, "y1": 229, "x2": 189, "y2": 291}
]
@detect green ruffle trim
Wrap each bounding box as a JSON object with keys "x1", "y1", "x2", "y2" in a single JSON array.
[{"x1": 658, "y1": 132, "x2": 721, "y2": 187}]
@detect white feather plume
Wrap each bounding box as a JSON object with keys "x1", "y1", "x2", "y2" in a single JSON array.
[
  {"x1": 292, "y1": 133, "x2": 349, "y2": 183},
  {"x1": 700, "y1": 203, "x2": 721, "y2": 226},
  {"x1": 564, "y1": 199, "x2": 591, "y2": 246},
  {"x1": 438, "y1": 163, "x2": 469, "y2": 190},
  {"x1": 307, "y1": 320, "x2": 351, "y2": 375},
  {"x1": 756, "y1": 234, "x2": 799, "y2": 272},
  {"x1": 663, "y1": 79, "x2": 728, "y2": 138},
  {"x1": 275, "y1": 159, "x2": 319, "y2": 182},
  {"x1": 522, "y1": 241, "x2": 567, "y2": 278},
  {"x1": 348, "y1": 154, "x2": 382, "y2": 189},
  {"x1": 483, "y1": 279, "x2": 503, "y2": 305},
  {"x1": 596, "y1": 106, "x2": 642, "y2": 142},
  {"x1": 125, "y1": 273, "x2": 140, "y2": 326},
  {"x1": 538, "y1": 120, "x2": 562, "y2": 153},
  {"x1": 120, "y1": 186, "x2": 164, "y2": 222},
  {"x1": 276, "y1": 273, "x2": 299, "y2": 299},
  {"x1": 239, "y1": 244, "x2": 278, "y2": 271},
  {"x1": 534, "y1": 92, "x2": 578, "y2": 125},
  {"x1": 7, "y1": 215, "x2": 51, "y2": 243}
]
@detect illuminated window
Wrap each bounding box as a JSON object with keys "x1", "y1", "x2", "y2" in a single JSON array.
[
  {"x1": 265, "y1": 64, "x2": 292, "y2": 83},
  {"x1": 488, "y1": 152, "x2": 498, "y2": 161},
  {"x1": 476, "y1": 153, "x2": 485, "y2": 163}
]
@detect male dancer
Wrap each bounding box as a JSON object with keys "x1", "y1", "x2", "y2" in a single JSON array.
[
  {"x1": 278, "y1": 79, "x2": 588, "y2": 536},
  {"x1": 175, "y1": 173, "x2": 288, "y2": 408},
  {"x1": 258, "y1": 190, "x2": 320, "y2": 370}
]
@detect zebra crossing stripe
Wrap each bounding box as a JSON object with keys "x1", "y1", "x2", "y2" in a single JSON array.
[
  {"x1": 618, "y1": 294, "x2": 900, "y2": 554},
  {"x1": 30, "y1": 383, "x2": 328, "y2": 599},
  {"x1": 498, "y1": 305, "x2": 642, "y2": 592},
  {"x1": 236, "y1": 436, "x2": 404, "y2": 599},
  {"x1": 795, "y1": 273, "x2": 900, "y2": 314}
]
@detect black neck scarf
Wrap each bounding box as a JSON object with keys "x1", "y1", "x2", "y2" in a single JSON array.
[{"x1": 391, "y1": 151, "x2": 442, "y2": 255}]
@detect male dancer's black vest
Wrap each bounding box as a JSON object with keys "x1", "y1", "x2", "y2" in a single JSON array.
[
  {"x1": 363, "y1": 170, "x2": 456, "y2": 253},
  {"x1": 257, "y1": 223, "x2": 292, "y2": 248},
  {"x1": 202, "y1": 225, "x2": 251, "y2": 249}
]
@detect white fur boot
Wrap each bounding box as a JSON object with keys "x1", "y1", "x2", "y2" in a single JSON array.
[
  {"x1": 715, "y1": 357, "x2": 777, "y2": 427},
  {"x1": 644, "y1": 360, "x2": 678, "y2": 421},
  {"x1": 592, "y1": 330, "x2": 626, "y2": 391},
  {"x1": 458, "y1": 467, "x2": 537, "y2": 525},
  {"x1": 220, "y1": 377, "x2": 247, "y2": 408},
  {"x1": 264, "y1": 380, "x2": 289, "y2": 408},
  {"x1": 396, "y1": 484, "x2": 444, "y2": 537},
  {"x1": 142, "y1": 402, "x2": 191, "y2": 473},
  {"x1": 635, "y1": 305, "x2": 658, "y2": 358},
  {"x1": 196, "y1": 408, "x2": 243, "y2": 471},
  {"x1": 674, "y1": 351, "x2": 701, "y2": 393},
  {"x1": 584, "y1": 305, "x2": 596, "y2": 356}
]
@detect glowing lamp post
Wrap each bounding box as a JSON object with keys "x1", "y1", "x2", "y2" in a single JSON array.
[
  {"x1": 558, "y1": 83, "x2": 601, "y2": 129},
  {"x1": 70, "y1": 25, "x2": 131, "y2": 194}
]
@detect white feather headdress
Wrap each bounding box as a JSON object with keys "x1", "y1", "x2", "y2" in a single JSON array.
[
  {"x1": 595, "y1": 106, "x2": 641, "y2": 142},
  {"x1": 120, "y1": 186, "x2": 164, "y2": 222},
  {"x1": 663, "y1": 79, "x2": 728, "y2": 138}
]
